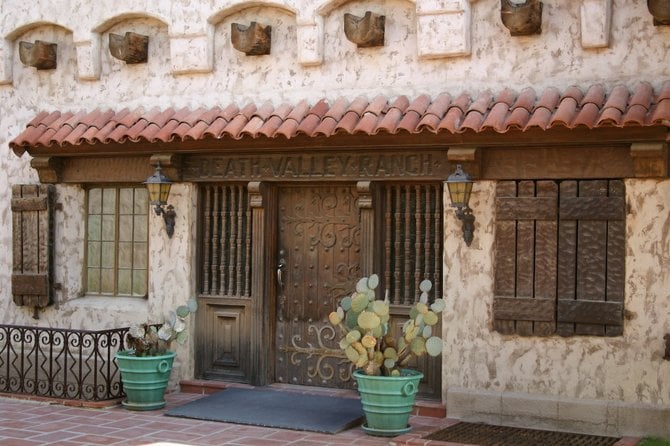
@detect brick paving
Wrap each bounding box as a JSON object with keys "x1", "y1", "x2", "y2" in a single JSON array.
[
  {"x1": 0, "y1": 392, "x2": 643, "y2": 446},
  {"x1": 0, "y1": 392, "x2": 448, "y2": 446}
]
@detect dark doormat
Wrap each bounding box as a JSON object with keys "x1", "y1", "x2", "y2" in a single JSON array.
[
  {"x1": 425, "y1": 422, "x2": 621, "y2": 446},
  {"x1": 165, "y1": 387, "x2": 365, "y2": 434}
]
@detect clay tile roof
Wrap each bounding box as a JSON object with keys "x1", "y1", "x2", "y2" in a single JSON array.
[
  {"x1": 296, "y1": 99, "x2": 330, "y2": 136},
  {"x1": 335, "y1": 96, "x2": 369, "y2": 134},
  {"x1": 9, "y1": 81, "x2": 670, "y2": 155},
  {"x1": 398, "y1": 94, "x2": 432, "y2": 132},
  {"x1": 376, "y1": 95, "x2": 410, "y2": 134},
  {"x1": 417, "y1": 93, "x2": 452, "y2": 130}
]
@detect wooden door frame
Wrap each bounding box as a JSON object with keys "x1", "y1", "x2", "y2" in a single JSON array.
[{"x1": 248, "y1": 181, "x2": 278, "y2": 386}]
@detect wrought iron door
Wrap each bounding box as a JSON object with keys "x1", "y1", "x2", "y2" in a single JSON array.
[{"x1": 275, "y1": 184, "x2": 360, "y2": 388}]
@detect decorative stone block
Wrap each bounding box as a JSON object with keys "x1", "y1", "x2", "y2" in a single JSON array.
[
  {"x1": 75, "y1": 37, "x2": 101, "y2": 80},
  {"x1": 169, "y1": 33, "x2": 213, "y2": 75},
  {"x1": 417, "y1": 0, "x2": 472, "y2": 58},
  {"x1": 297, "y1": 18, "x2": 323, "y2": 66},
  {"x1": 580, "y1": 0, "x2": 612, "y2": 48}
]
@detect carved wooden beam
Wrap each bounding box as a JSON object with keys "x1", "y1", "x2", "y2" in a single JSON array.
[
  {"x1": 231, "y1": 22, "x2": 271, "y2": 56},
  {"x1": 19, "y1": 40, "x2": 57, "y2": 70},
  {"x1": 630, "y1": 142, "x2": 668, "y2": 178},
  {"x1": 344, "y1": 11, "x2": 385, "y2": 48},
  {"x1": 648, "y1": 0, "x2": 670, "y2": 26},
  {"x1": 109, "y1": 32, "x2": 149, "y2": 64},
  {"x1": 500, "y1": 0, "x2": 543, "y2": 36},
  {"x1": 447, "y1": 147, "x2": 481, "y2": 179},
  {"x1": 30, "y1": 156, "x2": 63, "y2": 183},
  {"x1": 150, "y1": 153, "x2": 182, "y2": 181}
]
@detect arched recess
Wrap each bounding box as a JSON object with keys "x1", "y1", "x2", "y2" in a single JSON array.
[{"x1": 1, "y1": 21, "x2": 73, "y2": 85}]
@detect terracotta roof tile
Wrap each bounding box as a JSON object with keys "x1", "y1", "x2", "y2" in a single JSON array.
[
  {"x1": 296, "y1": 99, "x2": 330, "y2": 136},
  {"x1": 416, "y1": 93, "x2": 452, "y2": 131},
  {"x1": 550, "y1": 87, "x2": 582, "y2": 128},
  {"x1": 259, "y1": 103, "x2": 293, "y2": 138},
  {"x1": 376, "y1": 96, "x2": 410, "y2": 134},
  {"x1": 603, "y1": 85, "x2": 630, "y2": 113},
  {"x1": 622, "y1": 104, "x2": 649, "y2": 126},
  {"x1": 397, "y1": 95, "x2": 432, "y2": 132},
  {"x1": 437, "y1": 93, "x2": 471, "y2": 133},
  {"x1": 225, "y1": 103, "x2": 257, "y2": 139},
  {"x1": 482, "y1": 90, "x2": 516, "y2": 131},
  {"x1": 580, "y1": 84, "x2": 606, "y2": 107},
  {"x1": 9, "y1": 82, "x2": 669, "y2": 154},
  {"x1": 504, "y1": 107, "x2": 531, "y2": 130},
  {"x1": 511, "y1": 88, "x2": 536, "y2": 112},
  {"x1": 572, "y1": 103, "x2": 601, "y2": 128}
]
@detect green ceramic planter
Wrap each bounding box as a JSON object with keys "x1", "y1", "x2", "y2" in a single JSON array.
[
  {"x1": 115, "y1": 350, "x2": 176, "y2": 411},
  {"x1": 353, "y1": 369, "x2": 423, "y2": 437}
]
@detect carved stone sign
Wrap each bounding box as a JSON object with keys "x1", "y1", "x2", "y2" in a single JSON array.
[{"x1": 182, "y1": 151, "x2": 450, "y2": 181}]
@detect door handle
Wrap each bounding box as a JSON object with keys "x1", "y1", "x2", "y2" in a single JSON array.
[{"x1": 277, "y1": 257, "x2": 287, "y2": 288}]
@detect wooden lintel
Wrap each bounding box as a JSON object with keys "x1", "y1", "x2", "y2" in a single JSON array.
[
  {"x1": 630, "y1": 142, "x2": 668, "y2": 177},
  {"x1": 150, "y1": 153, "x2": 182, "y2": 181},
  {"x1": 30, "y1": 156, "x2": 63, "y2": 183}
]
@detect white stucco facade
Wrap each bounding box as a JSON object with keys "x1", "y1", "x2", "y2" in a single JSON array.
[{"x1": 0, "y1": 0, "x2": 669, "y2": 438}]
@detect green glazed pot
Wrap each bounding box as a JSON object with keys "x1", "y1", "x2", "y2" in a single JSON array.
[
  {"x1": 115, "y1": 350, "x2": 176, "y2": 411},
  {"x1": 353, "y1": 369, "x2": 423, "y2": 437}
]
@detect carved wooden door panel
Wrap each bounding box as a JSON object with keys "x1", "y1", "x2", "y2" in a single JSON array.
[{"x1": 275, "y1": 184, "x2": 360, "y2": 388}]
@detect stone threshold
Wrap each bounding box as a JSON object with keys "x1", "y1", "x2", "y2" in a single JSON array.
[{"x1": 179, "y1": 379, "x2": 447, "y2": 418}]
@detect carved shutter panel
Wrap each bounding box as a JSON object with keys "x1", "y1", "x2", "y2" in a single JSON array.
[
  {"x1": 556, "y1": 180, "x2": 625, "y2": 336},
  {"x1": 11, "y1": 184, "x2": 55, "y2": 308},
  {"x1": 493, "y1": 181, "x2": 558, "y2": 336}
]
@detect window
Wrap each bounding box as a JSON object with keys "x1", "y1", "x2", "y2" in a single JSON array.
[
  {"x1": 86, "y1": 186, "x2": 148, "y2": 297},
  {"x1": 493, "y1": 179, "x2": 625, "y2": 337}
]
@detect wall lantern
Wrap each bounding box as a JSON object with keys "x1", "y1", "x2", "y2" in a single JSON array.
[
  {"x1": 445, "y1": 164, "x2": 475, "y2": 246},
  {"x1": 144, "y1": 162, "x2": 176, "y2": 238}
]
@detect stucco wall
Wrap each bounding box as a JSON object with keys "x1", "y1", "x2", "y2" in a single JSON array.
[
  {"x1": 0, "y1": 0, "x2": 668, "y2": 432},
  {"x1": 444, "y1": 180, "x2": 670, "y2": 436}
]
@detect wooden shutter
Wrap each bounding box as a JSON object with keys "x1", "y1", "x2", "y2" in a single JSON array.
[
  {"x1": 493, "y1": 181, "x2": 558, "y2": 336},
  {"x1": 556, "y1": 180, "x2": 625, "y2": 336},
  {"x1": 11, "y1": 184, "x2": 55, "y2": 308}
]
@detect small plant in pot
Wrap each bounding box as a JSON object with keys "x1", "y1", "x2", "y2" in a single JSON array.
[
  {"x1": 328, "y1": 274, "x2": 444, "y2": 436},
  {"x1": 115, "y1": 298, "x2": 197, "y2": 410}
]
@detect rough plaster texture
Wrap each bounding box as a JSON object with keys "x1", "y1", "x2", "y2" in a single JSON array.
[
  {"x1": 443, "y1": 180, "x2": 670, "y2": 435},
  {"x1": 0, "y1": 0, "x2": 668, "y2": 430}
]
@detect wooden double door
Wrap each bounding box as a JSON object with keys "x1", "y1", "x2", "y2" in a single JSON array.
[{"x1": 195, "y1": 181, "x2": 442, "y2": 397}]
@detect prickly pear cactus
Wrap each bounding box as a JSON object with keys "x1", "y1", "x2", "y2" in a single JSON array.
[{"x1": 329, "y1": 274, "x2": 444, "y2": 376}]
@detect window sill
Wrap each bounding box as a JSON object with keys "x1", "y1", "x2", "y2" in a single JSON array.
[{"x1": 63, "y1": 295, "x2": 149, "y2": 312}]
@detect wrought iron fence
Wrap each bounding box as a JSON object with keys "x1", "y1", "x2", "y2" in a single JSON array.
[{"x1": 0, "y1": 324, "x2": 129, "y2": 401}]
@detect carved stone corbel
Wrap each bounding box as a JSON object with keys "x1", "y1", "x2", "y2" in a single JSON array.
[
  {"x1": 344, "y1": 11, "x2": 385, "y2": 47},
  {"x1": 19, "y1": 40, "x2": 57, "y2": 70},
  {"x1": 109, "y1": 32, "x2": 149, "y2": 64},
  {"x1": 647, "y1": 0, "x2": 670, "y2": 26},
  {"x1": 630, "y1": 142, "x2": 668, "y2": 178},
  {"x1": 231, "y1": 22, "x2": 271, "y2": 56},
  {"x1": 30, "y1": 156, "x2": 63, "y2": 183},
  {"x1": 150, "y1": 153, "x2": 182, "y2": 181},
  {"x1": 500, "y1": 0, "x2": 543, "y2": 36}
]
